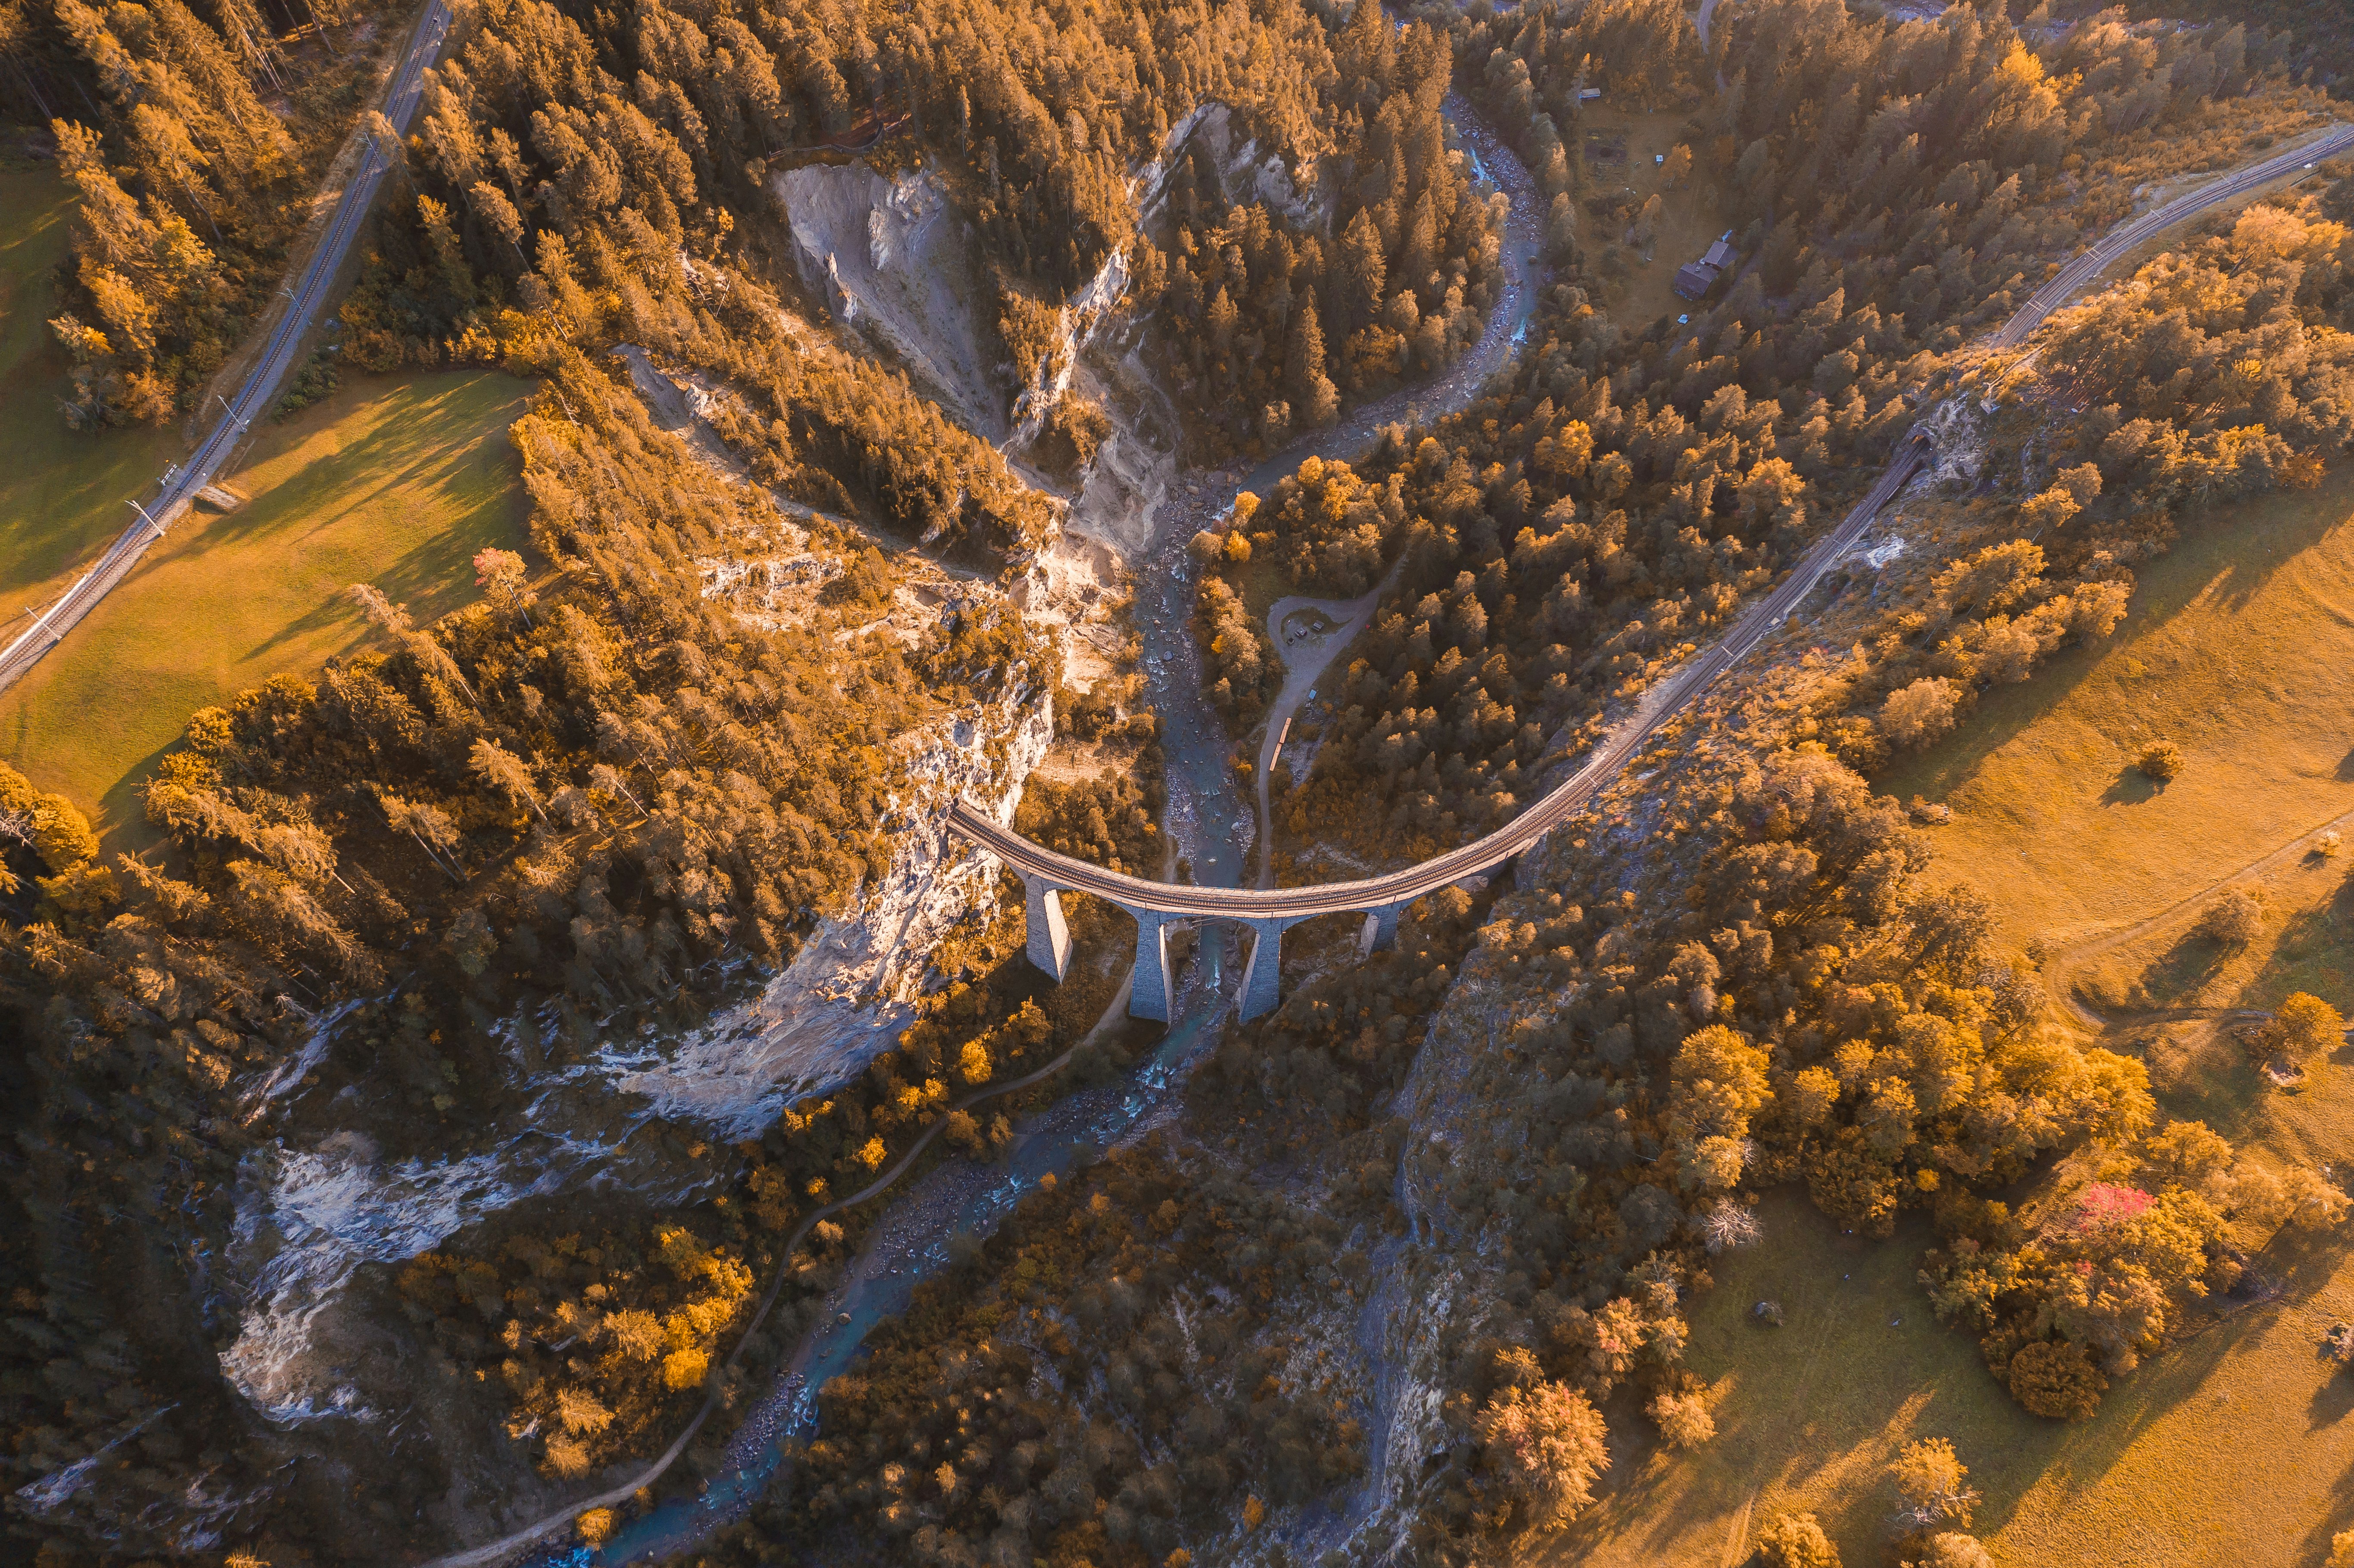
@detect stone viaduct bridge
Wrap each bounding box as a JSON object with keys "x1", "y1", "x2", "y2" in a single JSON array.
[
  {"x1": 952, "y1": 120, "x2": 2354, "y2": 1024},
  {"x1": 950, "y1": 433, "x2": 1930, "y2": 1022}
]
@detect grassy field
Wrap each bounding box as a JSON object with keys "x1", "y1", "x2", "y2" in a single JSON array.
[
  {"x1": 1543, "y1": 1170, "x2": 2354, "y2": 1568},
  {"x1": 1880, "y1": 463, "x2": 2354, "y2": 951},
  {"x1": 0, "y1": 166, "x2": 185, "y2": 632},
  {"x1": 1544, "y1": 467, "x2": 2354, "y2": 1567},
  {"x1": 1541, "y1": 1193, "x2": 2031, "y2": 1568},
  {"x1": 1579, "y1": 107, "x2": 1731, "y2": 335},
  {"x1": 0, "y1": 368, "x2": 534, "y2": 842}
]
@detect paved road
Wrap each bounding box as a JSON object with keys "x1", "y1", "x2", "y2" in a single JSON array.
[
  {"x1": 954, "y1": 123, "x2": 2354, "y2": 924},
  {"x1": 0, "y1": 0, "x2": 452, "y2": 694}
]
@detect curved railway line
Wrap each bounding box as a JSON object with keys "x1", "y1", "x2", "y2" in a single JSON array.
[
  {"x1": 0, "y1": 0, "x2": 452, "y2": 694},
  {"x1": 955, "y1": 121, "x2": 2354, "y2": 999}
]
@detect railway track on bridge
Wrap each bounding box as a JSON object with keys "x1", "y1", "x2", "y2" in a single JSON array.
[
  {"x1": 954, "y1": 119, "x2": 2354, "y2": 1018},
  {"x1": 955, "y1": 454, "x2": 1933, "y2": 924}
]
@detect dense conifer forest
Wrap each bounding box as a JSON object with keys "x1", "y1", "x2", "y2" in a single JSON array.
[{"x1": 6, "y1": 0, "x2": 2354, "y2": 1562}]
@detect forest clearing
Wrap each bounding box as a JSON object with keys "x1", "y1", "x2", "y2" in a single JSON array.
[
  {"x1": 1885, "y1": 462, "x2": 2354, "y2": 944},
  {"x1": 1576, "y1": 104, "x2": 1733, "y2": 330},
  {"x1": 0, "y1": 367, "x2": 530, "y2": 842}
]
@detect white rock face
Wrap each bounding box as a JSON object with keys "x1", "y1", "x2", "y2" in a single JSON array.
[
  {"x1": 778, "y1": 156, "x2": 1134, "y2": 452},
  {"x1": 605, "y1": 680, "x2": 1055, "y2": 1140},
  {"x1": 219, "y1": 1132, "x2": 603, "y2": 1424},
  {"x1": 1136, "y1": 101, "x2": 1326, "y2": 230},
  {"x1": 775, "y1": 161, "x2": 1006, "y2": 438},
  {"x1": 1923, "y1": 394, "x2": 1990, "y2": 488},
  {"x1": 1009, "y1": 244, "x2": 1131, "y2": 449}
]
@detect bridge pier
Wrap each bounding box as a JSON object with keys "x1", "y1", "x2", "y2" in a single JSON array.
[
  {"x1": 1129, "y1": 911, "x2": 1176, "y2": 1023},
  {"x1": 1239, "y1": 919, "x2": 1288, "y2": 1021},
  {"x1": 1358, "y1": 902, "x2": 1406, "y2": 957},
  {"x1": 1023, "y1": 877, "x2": 1070, "y2": 981}
]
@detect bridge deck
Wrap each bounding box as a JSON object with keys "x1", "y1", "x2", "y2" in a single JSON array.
[{"x1": 954, "y1": 439, "x2": 1930, "y2": 919}]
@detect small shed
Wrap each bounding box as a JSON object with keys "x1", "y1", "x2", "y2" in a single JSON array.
[{"x1": 1674, "y1": 231, "x2": 1740, "y2": 301}]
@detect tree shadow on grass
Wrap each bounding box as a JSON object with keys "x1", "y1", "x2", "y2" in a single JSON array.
[
  {"x1": 2176, "y1": 476, "x2": 2354, "y2": 619},
  {"x1": 2100, "y1": 767, "x2": 2163, "y2": 806},
  {"x1": 2294, "y1": 1416, "x2": 2354, "y2": 1565},
  {"x1": 2127, "y1": 928, "x2": 2235, "y2": 1009},
  {"x1": 202, "y1": 374, "x2": 526, "y2": 552},
  {"x1": 174, "y1": 375, "x2": 534, "y2": 665},
  {"x1": 1955, "y1": 1282, "x2": 2281, "y2": 1545},
  {"x1": 95, "y1": 732, "x2": 178, "y2": 856},
  {"x1": 1874, "y1": 642, "x2": 2092, "y2": 806},
  {"x1": 2237, "y1": 869, "x2": 2354, "y2": 1014},
  {"x1": 240, "y1": 449, "x2": 530, "y2": 665},
  {"x1": 1877, "y1": 479, "x2": 2354, "y2": 810},
  {"x1": 2139, "y1": 1024, "x2": 2280, "y2": 1152},
  {"x1": 2305, "y1": 1358, "x2": 2354, "y2": 1431}
]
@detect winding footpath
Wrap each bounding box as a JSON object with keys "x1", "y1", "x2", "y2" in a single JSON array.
[
  {"x1": 1252, "y1": 567, "x2": 1401, "y2": 888},
  {"x1": 0, "y1": 0, "x2": 452, "y2": 694},
  {"x1": 2040, "y1": 798, "x2": 2354, "y2": 1032}
]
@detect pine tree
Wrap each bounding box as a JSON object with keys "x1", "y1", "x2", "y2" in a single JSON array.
[{"x1": 1286, "y1": 298, "x2": 1326, "y2": 404}]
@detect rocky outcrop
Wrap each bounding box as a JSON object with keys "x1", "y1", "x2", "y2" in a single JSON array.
[
  {"x1": 607, "y1": 679, "x2": 1054, "y2": 1139},
  {"x1": 1137, "y1": 100, "x2": 1328, "y2": 231},
  {"x1": 1008, "y1": 243, "x2": 1130, "y2": 450},
  {"x1": 774, "y1": 162, "x2": 1008, "y2": 439},
  {"x1": 1923, "y1": 393, "x2": 1991, "y2": 488}
]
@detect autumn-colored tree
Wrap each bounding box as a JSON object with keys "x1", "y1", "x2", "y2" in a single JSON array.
[
  {"x1": 1755, "y1": 1512, "x2": 1841, "y2": 1568},
  {"x1": 2005, "y1": 1338, "x2": 2106, "y2": 1421},
  {"x1": 1474, "y1": 1381, "x2": 1609, "y2": 1521},
  {"x1": 1889, "y1": 1437, "x2": 1977, "y2": 1531},
  {"x1": 1646, "y1": 1388, "x2": 1716, "y2": 1447},
  {"x1": 2270, "y1": 992, "x2": 2345, "y2": 1064}
]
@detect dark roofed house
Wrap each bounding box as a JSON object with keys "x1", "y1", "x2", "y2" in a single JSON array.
[{"x1": 1673, "y1": 230, "x2": 1739, "y2": 301}]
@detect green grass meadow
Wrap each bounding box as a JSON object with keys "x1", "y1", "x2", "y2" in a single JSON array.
[{"x1": 0, "y1": 367, "x2": 533, "y2": 842}]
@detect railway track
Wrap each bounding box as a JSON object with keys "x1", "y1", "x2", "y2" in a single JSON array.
[
  {"x1": 957, "y1": 121, "x2": 2354, "y2": 922},
  {"x1": 0, "y1": 0, "x2": 453, "y2": 695}
]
